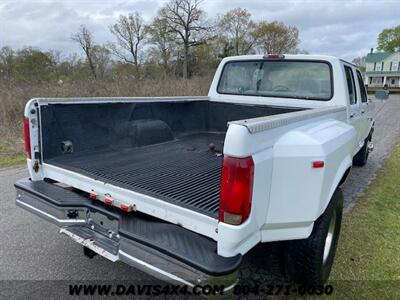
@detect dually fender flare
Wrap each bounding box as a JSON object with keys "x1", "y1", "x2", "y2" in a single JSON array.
[
  {"x1": 321, "y1": 155, "x2": 352, "y2": 215},
  {"x1": 368, "y1": 122, "x2": 375, "y2": 140}
]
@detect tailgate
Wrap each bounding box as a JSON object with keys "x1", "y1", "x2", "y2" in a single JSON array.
[{"x1": 15, "y1": 178, "x2": 241, "y2": 286}]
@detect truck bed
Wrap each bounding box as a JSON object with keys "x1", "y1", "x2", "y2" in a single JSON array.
[
  {"x1": 40, "y1": 99, "x2": 303, "y2": 219},
  {"x1": 47, "y1": 132, "x2": 224, "y2": 218}
]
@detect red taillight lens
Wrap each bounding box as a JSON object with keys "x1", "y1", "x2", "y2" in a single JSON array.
[
  {"x1": 219, "y1": 156, "x2": 254, "y2": 225},
  {"x1": 23, "y1": 117, "x2": 31, "y2": 159}
]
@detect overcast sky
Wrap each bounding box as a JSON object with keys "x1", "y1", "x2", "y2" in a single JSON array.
[{"x1": 0, "y1": 0, "x2": 398, "y2": 61}]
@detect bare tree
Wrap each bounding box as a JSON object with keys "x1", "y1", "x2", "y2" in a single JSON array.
[
  {"x1": 92, "y1": 45, "x2": 111, "y2": 79},
  {"x1": 71, "y1": 25, "x2": 97, "y2": 78},
  {"x1": 218, "y1": 8, "x2": 257, "y2": 56},
  {"x1": 159, "y1": 0, "x2": 211, "y2": 79},
  {"x1": 0, "y1": 46, "x2": 15, "y2": 81},
  {"x1": 254, "y1": 21, "x2": 299, "y2": 54},
  {"x1": 148, "y1": 17, "x2": 175, "y2": 74},
  {"x1": 352, "y1": 56, "x2": 366, "y2": 68},
  {"x1": 109, "y1": 12, "x2": 147, "y2": 70}
]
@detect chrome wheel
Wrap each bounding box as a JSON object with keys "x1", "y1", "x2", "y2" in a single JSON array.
[{"x1": 323, "y1": 210, "x2": 336, "y2": 264}]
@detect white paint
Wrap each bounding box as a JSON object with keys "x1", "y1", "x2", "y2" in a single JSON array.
[{"x1": 24, "y1": 54, "x2": 374, "y2": 258}]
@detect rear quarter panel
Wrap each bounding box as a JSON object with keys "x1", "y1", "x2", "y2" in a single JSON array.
[
  {"x1": 218, "y1": 111, "x2": 356, "y2": 255},
  {"x1": 266, "y1": 119, "x2": 355, "y2": 225}
]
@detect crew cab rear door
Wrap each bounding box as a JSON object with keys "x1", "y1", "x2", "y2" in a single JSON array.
[
  {"x1": 355, "y1": 69, "x2": 371, "y2": 140},
  {"x1": 343, "y1": 64, "x2": 363, "y2": 149}
]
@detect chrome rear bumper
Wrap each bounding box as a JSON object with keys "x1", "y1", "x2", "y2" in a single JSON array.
[{"x1": 15, "y1": 178, "x2": 240, "y2": 290}]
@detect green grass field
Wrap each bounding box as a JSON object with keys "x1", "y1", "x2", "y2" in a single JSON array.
[
  {"x1": 328, "y1": 145, "x2": 400, "y2": 298},
  {"x1": 0, "y1": 140, "x2": 25, "y2": 169}
]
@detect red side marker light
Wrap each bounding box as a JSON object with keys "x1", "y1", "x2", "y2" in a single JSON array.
[
  {"x1": 89, "y1": 192, "x2": 97, "y2": 200},
  {"x1": 104, "y1": 197, "x2": 113, "y2": 205},
  {"x1": 312, "y1": 161, "x2": 325, "y2": 168},
  {"x1": 120, "y1": 204, "x2": 131, "y2": 212}
]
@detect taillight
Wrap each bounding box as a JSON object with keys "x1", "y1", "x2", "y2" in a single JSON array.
[
  {"x1": 219, "y1": 156, "x2": 254, "y2": 225},
  {"x1": 23, "y1": 117, "x2": 31, "y2": 159}
]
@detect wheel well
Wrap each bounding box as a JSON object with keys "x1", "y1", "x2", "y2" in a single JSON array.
[
  {"x1": 338, "y1": 167, "x2": 351, "y2": 186},
  {"x1": 368, "y1": 126, "x2": 374, "y2": 141}
]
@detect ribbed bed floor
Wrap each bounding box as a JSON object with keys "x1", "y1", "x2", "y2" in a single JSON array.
[{"x1": 46, "y1": 133, "x2": 225, "y2": 218}]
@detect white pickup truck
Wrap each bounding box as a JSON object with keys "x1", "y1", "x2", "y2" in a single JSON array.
[{"x1": 15, "y1": 54, "x2": 374, "y2": 289}]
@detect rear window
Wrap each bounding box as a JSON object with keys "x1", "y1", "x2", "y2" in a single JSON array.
[
  {"x1": 344, "y1": 66, "x2": 357, "y2": 105},
  {"x1": 217, "y1": 60, "x2": 333, "y2": 100}
]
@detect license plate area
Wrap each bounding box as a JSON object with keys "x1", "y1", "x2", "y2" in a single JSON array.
[
  {"x1": 86, "y1": 210, "x2": 119, "y2": 241},
  {"x1": 60, "y1": 226, "x2": 120, "y2": 260}
]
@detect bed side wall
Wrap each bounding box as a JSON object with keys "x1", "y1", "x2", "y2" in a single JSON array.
[{"x1": 40, "y1": 100, "x2": 299, "y2": 160}]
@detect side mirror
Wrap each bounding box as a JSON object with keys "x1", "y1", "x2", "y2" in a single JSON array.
[{"x1": 375, "y1": 90, "x2": 389, "y2": 100}]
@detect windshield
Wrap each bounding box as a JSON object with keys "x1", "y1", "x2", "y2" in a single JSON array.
[{"x1": 217, "y1": 60, "x2": 332, "y2": 100}]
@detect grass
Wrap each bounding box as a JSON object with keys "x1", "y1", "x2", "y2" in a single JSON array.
[
  {"x1": 0, "y1": 140, "x2": 25, "y2": 169},
  {"x1": 327, "y1": 144, "x2": 400, "y2": 299},
  {"x1": 0, "y1": 154, "x2": 25, "y2": 169}
]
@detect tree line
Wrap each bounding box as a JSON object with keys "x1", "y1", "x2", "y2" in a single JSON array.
[{"x1": 1, "y1": 0, "x2": 302, "y2": 84}]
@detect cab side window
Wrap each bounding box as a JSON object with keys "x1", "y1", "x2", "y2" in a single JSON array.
[
  {"x1": 344, "y1": 66, "x2": 357, "y2": 105},
  {"x1": 356, "y1": 70, "x2": 368, "y2": 103}
]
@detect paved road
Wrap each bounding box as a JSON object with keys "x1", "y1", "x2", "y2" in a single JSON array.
[
  {"x1": 0, "y1": 95, "x2": 399, "y2": 295},
  {"x1": 342, "y1": 95, "x2": 400, "y2": 212}
]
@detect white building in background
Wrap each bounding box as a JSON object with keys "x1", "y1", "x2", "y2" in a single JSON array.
[{"x1": 365, "y1": 51, "x2": 400, "y2": 88}]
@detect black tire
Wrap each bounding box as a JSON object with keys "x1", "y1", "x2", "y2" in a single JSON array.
[
  {"x1": 284, "y1": 188, "x2": 343, "y2": 285},
  {"x1": 353, "y1": 133, "x2": 372, "y2": 167}
]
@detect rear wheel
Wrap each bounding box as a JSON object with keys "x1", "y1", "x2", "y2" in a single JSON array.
[
  {"x1": 353, "y1": 132, "x2": 373, "y2": 166},
  {"x1": 284, "y1": 188, "x2": 343, "y2": 285}
]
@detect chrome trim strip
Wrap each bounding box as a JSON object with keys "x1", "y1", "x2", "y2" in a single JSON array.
[
  {"x1": 223, "y1": 280, "x2": 238, "y2": 292},
  {"x1": 16, "y1": 199, "x2": 86, "y2": 224},
  {"x1": 229, "y1": 106, "x2": 346, "y2": 134},
  {"x1": 34, "y1": 96, "x2": 210, "y2": 105},
  {"x1": 119, "y1": 250, "x2": 195, "y2": 287}
]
